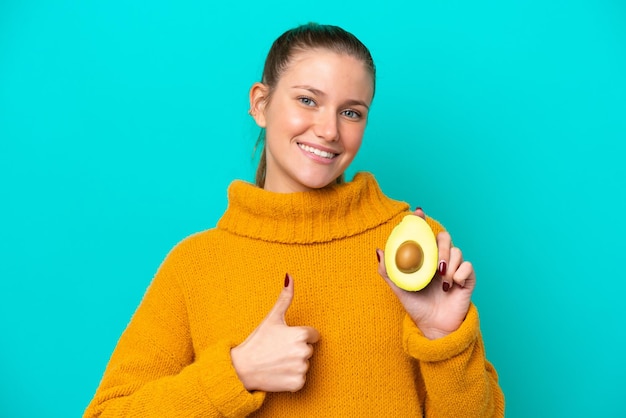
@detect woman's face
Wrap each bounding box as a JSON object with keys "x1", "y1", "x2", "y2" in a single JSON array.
[{"x1": 250, "y1": 49, "x2": 374, "y2": 193}]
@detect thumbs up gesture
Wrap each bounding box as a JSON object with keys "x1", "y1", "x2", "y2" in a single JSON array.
[{"x1": 230, "y1": 274, "x2": 320, "y2": 392}]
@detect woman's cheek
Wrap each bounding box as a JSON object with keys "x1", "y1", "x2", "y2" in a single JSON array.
[{"x1": 285, "y1": 109, "x2": 309, "y2": 131}]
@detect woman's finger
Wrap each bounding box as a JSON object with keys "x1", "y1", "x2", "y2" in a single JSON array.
[
  {"x1": 412, "y1": 207, "x2": 426, "y2": 219},
  {"x1": 436, "y1": 231, "x2": 452, "y2": 291},
  {"x1": 447, "y1": 247, "x2": 463, "y2": 277},
  {"x1": 453, "y1": 261, "x2": 475, "y2": 290}
]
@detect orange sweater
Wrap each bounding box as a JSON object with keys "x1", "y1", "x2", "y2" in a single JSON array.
[{"x1": 85, "y1": 172, "x2": 504, "y2": 417}]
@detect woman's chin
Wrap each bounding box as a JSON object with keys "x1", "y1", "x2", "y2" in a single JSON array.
[{"x1": 299, "y1": 174, "x2": 340, "y2": 190}]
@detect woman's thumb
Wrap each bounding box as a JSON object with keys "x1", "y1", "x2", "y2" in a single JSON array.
[{"x1": 265, "y1": 273, "x2": 294, "y2": 325}]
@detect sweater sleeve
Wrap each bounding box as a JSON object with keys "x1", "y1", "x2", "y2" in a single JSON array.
[
  {"x1": 83, "y1": 247, "x2": 265, "y2": 418},
  {"x1": 402, "y1": 304, "x2": 505, "y2": 417}
]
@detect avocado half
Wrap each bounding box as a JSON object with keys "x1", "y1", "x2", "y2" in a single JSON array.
[{"x1": 384, "y1": 215, "x2": 438, "y2": 291}]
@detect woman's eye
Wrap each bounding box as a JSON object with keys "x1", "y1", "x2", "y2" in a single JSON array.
[
  {"x1": 342, "y1": 109, "x2": 361, "y2": 119},
  {"x1": 298, "y1": 96, "x2": 316, "y2": 106}
]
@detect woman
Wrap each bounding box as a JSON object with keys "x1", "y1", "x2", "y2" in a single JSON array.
[{"x1": 85, "y1": 23, "x2": 504, "y2": 417}]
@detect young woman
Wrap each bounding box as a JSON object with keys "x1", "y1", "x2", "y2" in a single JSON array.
[{"x1": 85, "y1": 23, "x2": 504, "y2": 417}]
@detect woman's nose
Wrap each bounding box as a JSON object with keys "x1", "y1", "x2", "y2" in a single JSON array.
[{"x1": 314, "y1": 111, "x2": 339, "y2": 142}]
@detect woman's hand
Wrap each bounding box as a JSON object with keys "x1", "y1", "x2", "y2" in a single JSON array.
[
  {"x1": 376, "y1": 209, "x2": 475, "y2": 340},
  {"x1": 231, "y1": 274, "x2": 320, "y2": 392}
]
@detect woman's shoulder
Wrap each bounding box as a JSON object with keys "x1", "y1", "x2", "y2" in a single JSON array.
[
  {"x1": 355, "y1": 171, "x2": 447, "y2": 235},
  {"x1": 160, "y1": 227, "x2": 225, "y2": 263}
]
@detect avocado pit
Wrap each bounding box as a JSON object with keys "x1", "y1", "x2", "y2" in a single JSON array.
[{"x1": 395, "y1": 240, "x2": 424, "y2": 273}]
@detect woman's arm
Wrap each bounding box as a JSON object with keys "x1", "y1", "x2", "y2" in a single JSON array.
[
  {"x1": 403, "y1": 304, "x2": 505, "y2": 417},
  {"x1": 377, "y1": 209, "x2": 505, "y2": 416},
  {"x1": 84, "y1": 247, "x2": 264, "y2": 418}
]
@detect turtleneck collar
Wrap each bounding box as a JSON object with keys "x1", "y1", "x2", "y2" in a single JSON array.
[{"x1": 217, "y1": 172, "x2": 409, "y2": 244}]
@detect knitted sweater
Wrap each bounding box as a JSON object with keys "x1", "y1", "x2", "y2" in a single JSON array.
[{"x1": 84, "y1": 172, "x2": 504, "y2": 417}]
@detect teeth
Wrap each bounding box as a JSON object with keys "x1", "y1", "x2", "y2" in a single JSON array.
[{"x1": 298, "y1": 143, "x2": 337, "y2": 159}]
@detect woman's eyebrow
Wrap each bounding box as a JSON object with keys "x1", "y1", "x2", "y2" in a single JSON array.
[
  {"x1": 292, "y1": 85, "x2": 325, "y2": 96},
  {"x1": 343, "y1": 99, "x2": 370, "y2": 110},
  {"x1": 292, "y1": 85, "x2": 370, "y2": 110}
]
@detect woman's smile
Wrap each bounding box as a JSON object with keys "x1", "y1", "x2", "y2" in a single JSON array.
[{"x1": 296, "y1": 142, "x2": 339, "y2": 163}]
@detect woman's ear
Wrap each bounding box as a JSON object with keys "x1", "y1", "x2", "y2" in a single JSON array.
[{"x1": 249, "y1": 82, "x2": 269, "y2": 128}]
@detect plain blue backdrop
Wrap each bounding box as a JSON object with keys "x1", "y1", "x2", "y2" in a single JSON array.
[{"x1": 1, "y1": 0, "x2": 625, "y2": 416}]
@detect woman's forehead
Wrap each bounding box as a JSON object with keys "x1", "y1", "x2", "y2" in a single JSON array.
[{"x1": 278, "y1": 49, "x2": 374, "y2": 96}]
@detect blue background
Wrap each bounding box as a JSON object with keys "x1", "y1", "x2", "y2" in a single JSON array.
[{"x1": 1, "y1": 1, "x2": 625, "y2": 416}]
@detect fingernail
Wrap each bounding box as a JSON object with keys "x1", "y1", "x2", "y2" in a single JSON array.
[
  {"x1": 438, "y1": 260, "x2": 447, "y2": 276},
  {"x1": 376, "y1": 249, "x2": 381, "y2": 263},
  {"x1": 284, "y1": 273, "x2": 290, "y2": 288},
  {"x1": 443, "y1": 282, "x2": 450, "y2": 292}
]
